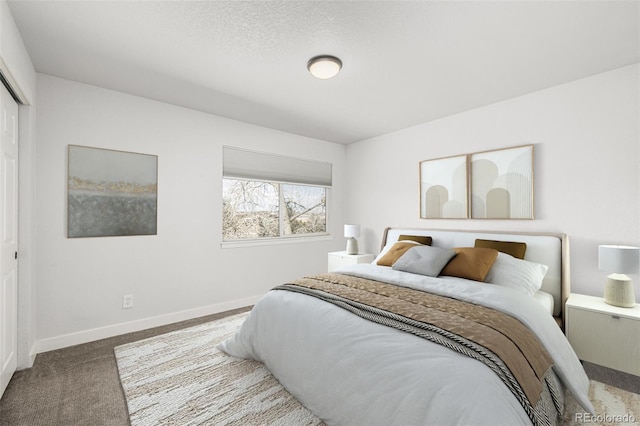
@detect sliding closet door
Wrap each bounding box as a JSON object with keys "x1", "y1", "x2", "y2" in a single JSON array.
[{"x1": 0, "y1": 82, "x2": 18, "y2": 398}]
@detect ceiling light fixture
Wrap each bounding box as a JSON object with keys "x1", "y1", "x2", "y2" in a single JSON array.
[{"x1": 307, "y1": 55, "x2": 342, "y2": 79}]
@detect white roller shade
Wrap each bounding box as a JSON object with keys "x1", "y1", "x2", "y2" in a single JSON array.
[{"x1": 223, "y1": 146, "x2": 332, "y2": 187}]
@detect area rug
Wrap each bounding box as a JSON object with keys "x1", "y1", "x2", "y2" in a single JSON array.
[
  {"x1": 564, "y1": 381, "x2": 640, "y2": 425},
  {"x1": 115, "y1": 311, "x2": 639, "y2": 426},
  {"x1": 114, "y1": 312, "x2": 324, "y2": 426}
]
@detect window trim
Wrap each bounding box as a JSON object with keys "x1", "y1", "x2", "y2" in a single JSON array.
[{"x1": 220, "y1": 233, "x2": 333, "y2": 249}]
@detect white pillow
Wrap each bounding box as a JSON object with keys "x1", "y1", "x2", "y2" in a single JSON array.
[{"x1": 485, "y1": 252, "x2": 549, "y2": 296}]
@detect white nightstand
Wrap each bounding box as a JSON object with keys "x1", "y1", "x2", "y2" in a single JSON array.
[
  {"x1": 328, "y1": 251, "x2": 374, "y2": 272},
  {"x1": 565, "y1": 293, "x2": 640, "y2": 375}
]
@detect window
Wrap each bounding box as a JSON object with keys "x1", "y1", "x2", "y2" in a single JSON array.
[
  {"x1": 222, "y1": 147, "x2": 331, "y2": 241},
  {"x1": 222, "y1": 179, "x2": 327, "y2": 240}
]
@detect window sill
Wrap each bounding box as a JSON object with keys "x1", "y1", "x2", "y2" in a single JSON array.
[{"x1": 221, "y1": 234, "x2": 333, "y2": 249}]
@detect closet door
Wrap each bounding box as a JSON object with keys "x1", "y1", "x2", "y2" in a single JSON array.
[{"x1": 0, "y1": 82, "x2": 18, "y2": 398}]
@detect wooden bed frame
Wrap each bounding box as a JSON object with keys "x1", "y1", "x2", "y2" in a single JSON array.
[{"x1": 380, "y1": 227, "x2": 571, "y2": 329}]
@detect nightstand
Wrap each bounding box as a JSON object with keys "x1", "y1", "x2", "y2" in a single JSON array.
[
  {"x1": 565, "y1": 293, "x2": 640, "y2": 375},
  {"x1": 328, "y1": 251, "x2": 374, "y2": 272}
]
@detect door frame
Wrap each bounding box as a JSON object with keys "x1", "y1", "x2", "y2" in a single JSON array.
[
  {"x1": 0, "y1": 59, "x2": 35, "y2": 377},
  {"x1": 0, "y1": 78, "x2": 19, "y2": 398}
]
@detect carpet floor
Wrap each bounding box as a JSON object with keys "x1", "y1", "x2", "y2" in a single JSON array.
[
  {"x1": 1, "y1": 305, "x2": 638, "y2": 426},
  {"x1": 0, "y1": 307, "x2": 251, "y2": 426}
]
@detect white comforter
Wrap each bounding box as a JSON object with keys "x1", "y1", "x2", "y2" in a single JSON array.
[{"x1": 218, "y1": 264, "x2": 594, "y2": 425}]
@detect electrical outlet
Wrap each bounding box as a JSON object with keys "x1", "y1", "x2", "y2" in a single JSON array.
[{"x1": 123, "y1": 294, "x2": 134, "y2": 309}]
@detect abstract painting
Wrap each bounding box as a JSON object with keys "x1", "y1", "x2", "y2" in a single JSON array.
[
  {"x1": 420, "y1": 155, "x2": 468, "y2": 219},
  {"x1": 68, "y1": 145, "x2": 158, "y2": 237},
  {"x1": 470, "y1": 145, "x2": 533, "y2": 219}
]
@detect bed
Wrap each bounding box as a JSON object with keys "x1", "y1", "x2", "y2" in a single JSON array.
[{"x1": 218, "y1": 228, "x2": 593, "y2": 425}]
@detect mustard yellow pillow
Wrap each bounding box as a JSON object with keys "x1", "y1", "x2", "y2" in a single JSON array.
[
  {"x1": 440, "y1": 247, "x2": 499, "y2": 282},
  {"x1": 376, "y1": 241, "x2": 422, "y2": 266},
  {"x1": 474, "y1": 239, "x2": 527, "y2": 260},
  {"x1": 398, "y1": 235, "x2": 432, "y2": 246}
]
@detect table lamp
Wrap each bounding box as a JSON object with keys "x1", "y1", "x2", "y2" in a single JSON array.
[
  {"x1": 598, "y1": 244, "x2": 639, "y2": 308},
  {"x1": 344, "y1": 224, "x2": 360, "y2": 255}
]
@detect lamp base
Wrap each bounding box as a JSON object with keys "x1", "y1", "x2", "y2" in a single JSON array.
[
  {"x1": 604, "y1": 273, "x2": 636, "y2": 308},
  {"x1": 346, "y1": 237, "x2": 359, "y2": 255}
]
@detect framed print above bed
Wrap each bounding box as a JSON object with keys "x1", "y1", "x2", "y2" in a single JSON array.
[
  {"x1": 419, "y1": 154, "x2": 468, "y2": 219},
  {"x1": 470, "y1": 144, "x2": 533, "y2": 219},
  {"x1": 67, "y1": 145, "x2": 158, "y2": 238}
]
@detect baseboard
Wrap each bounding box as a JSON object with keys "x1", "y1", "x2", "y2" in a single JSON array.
[
  {"x1": 19, "y1": 344, "x2": 37, "y2": 370},
  {"x1": 34, "y1": 295, "x2": 262, "y2": 354},
  {"x1": 15, "y1": 341, "x2": 37, "y2": 371}
]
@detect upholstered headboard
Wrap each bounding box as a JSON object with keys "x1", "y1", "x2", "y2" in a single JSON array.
[{"x1": 380, "y1": 228, "x2": 570, "y2": 329}]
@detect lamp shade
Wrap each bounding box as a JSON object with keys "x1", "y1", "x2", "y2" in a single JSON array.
[
  {"x1": 344, "y1": 224, "x2": 360, "y2": 239},
  {"x1": 598, "y1": 245, "x2": 640, "y2": 274}
]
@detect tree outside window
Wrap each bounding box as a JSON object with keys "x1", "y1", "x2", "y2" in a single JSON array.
[{"x1": 223, "y1": 179, "x2": 327, "y2": 240}]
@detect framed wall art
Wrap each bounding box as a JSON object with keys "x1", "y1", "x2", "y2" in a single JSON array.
[
  {"x1": 470, "y1": 144, "x2": 533, "y2": 219},
  {"x1": 419, "y1": 154, "x2": 468, "y2": 219},
  {"x1": 68, "y1": 145, "x2": 158, "y2": 238}
]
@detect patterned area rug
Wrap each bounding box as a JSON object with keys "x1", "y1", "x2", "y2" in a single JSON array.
[
  {"x1": 564, "y1": 381, "x2": 640, "y2": 425},
  {"x1": 114, "y1": 312, "x2": 324, "y2": 426},
  {"x1": 115, "y1": 311, "x2": 639, "y2": 426}
]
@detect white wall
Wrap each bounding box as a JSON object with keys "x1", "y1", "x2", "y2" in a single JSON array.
[
  {"x1": 346, "y1": 64, "x2": 640, "y2": 300},
  {"x1": 23, "y1": 46, "x2": 640, "y2": 353},
  {"x1": 0, "y1": 0, "x2": 37, "y2": 368},
  {"x1": 35, "y1": 74, "x2": 345, "y2": 351}
]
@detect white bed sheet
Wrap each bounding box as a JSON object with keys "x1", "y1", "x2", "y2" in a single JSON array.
[
  {"x1": 534, "y1": 290, "x2": 555, "y2": 315},
  {"x1": 219, "y1": 264, "x2": 593, "y2": 425}
]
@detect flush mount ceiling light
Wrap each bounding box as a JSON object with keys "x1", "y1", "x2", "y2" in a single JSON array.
[{"x1": 307, "y1": 55, "x2": 342, "y2": 79}]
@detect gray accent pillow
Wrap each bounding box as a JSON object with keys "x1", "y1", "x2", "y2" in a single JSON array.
[{"x1": 392, "y1": 245, "x2": 457, "y2": 277}]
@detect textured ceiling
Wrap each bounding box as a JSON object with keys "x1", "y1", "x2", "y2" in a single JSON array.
[{"x1": 7, "y1": 1, "x2": 640, "y2": 144}]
